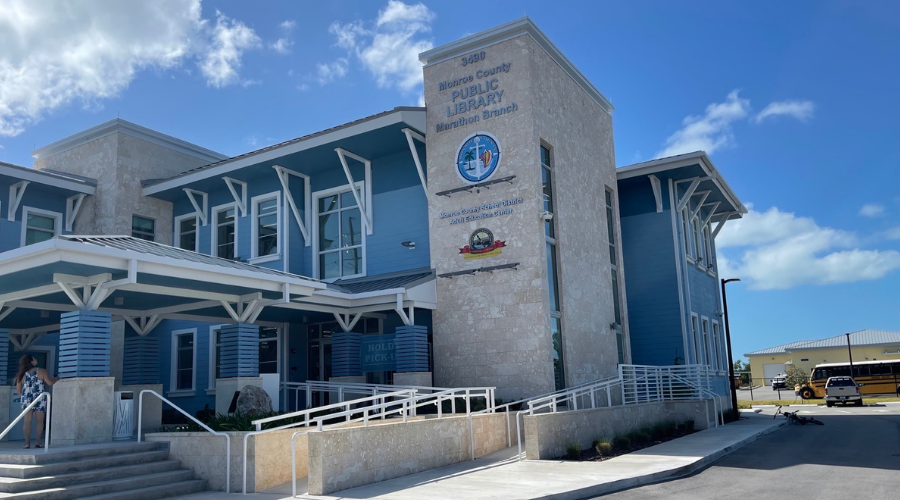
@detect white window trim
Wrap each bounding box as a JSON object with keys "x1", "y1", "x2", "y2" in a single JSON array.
[
  {"x1": 711, "y1": 320, "x2": 722, "y2": 373},
  {"x1": 312, "y1": 181, "x2": 367, "y2": 281},
  {"x1": 249, "y1": 191, "x2": 282, "y2": 264},
  {"x1": 169, "y1": 328, "x2": 197, "y2": 397},
  {"x1": 131, "y1": 214, "x2": 156, "y2": 241},
  {"x1": 701, "y1": 316, "x2": 712, "y2": 367},
  {"x1": 174, "y1": 213, "x2": 201, "y2": 252},
  {"x1": 211, "y1": 202, "x2": 239, "y2": 260},
  {"x1": 693, "y1": 216, "x2": 705, "y2": 269},
  {"x1": 681, "y1": 208, "x2": 695, "y2": 264},
  {"x1": 20, "y1": 206, "x2": 62, "y2": 247},
  {"x1": 690, "y1": 313, "x2": 701, "y2": 365},
  {"x1": 713, "y1": 320, "x2": 727, "y2": 375},
  {"x1": 206, "y1": 324, "x2": 226, "y2": 395}
]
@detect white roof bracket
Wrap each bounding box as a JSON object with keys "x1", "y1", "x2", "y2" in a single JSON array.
[
  {"x1": 676, "y1": 177, "x2": 701, "y2": 213},
  {"x1": 183, "y1": 188, "x2": 208, "y2": 226},
  {"x1": 65, "y1": 194, "x2": 86, "y2": 232},
  {"x1": 690, "y1": 191, "x2": 711, "y2": 219},
  {"x1": 222, "y1": 177, "x2": 248, "y2": 217},
  {"x1": 0, "y1": 304, "x2": 16, "y2": 323},
  {"x1": 274, "y1": 166, "x2": 311, "y2": 247},
  {"x1": 648, "y1": 175, "x2": 663, "y2": 213},
  {"x1": 702, "y1": 202, "x2": 721, "y2": 228},
  {"x1": 7, "y1": 181, "x2": 29, "y2": 222},
  {"x1": 335, "y1": 148, "x2": 373, "y2": 235},
  {"x1": 712, "y1": 212, "x2": 739, "y2": 238},
  {"x1": 401, "y1": 128, "x2": 427, "y2": 192}
]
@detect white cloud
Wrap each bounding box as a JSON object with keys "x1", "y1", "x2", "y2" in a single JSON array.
[
  {"x1": 755, "y1": 100, "x2": 815, "y2": 124},
  {"x1": 859, "y1": 203, "x2": 886, "y2": 217},
  {"x1": 280, "y1": 20, "x2": 296, "y2": 30},
  {"x1": 271, "y1": 19, "x2": 295, "y2": 54},
  {"x1": 200, "y1": 11, "x2": 261, "y2": 88},
  {"x1": 655, "y1": 90, "x2": 750, "y2": 158},
  {"x1": 716, "y1": 206, "x2": 900, "y2": 290},
  {"x1": 884, "y1": 226, "x2": 900, "y2": 240},
  {"x1": 0, "y1": 1, "x2": 263, "y2": 136},
  {"x1": 316, "y1": 59, "x2": 349, "y2": 85},
  {"x1": 321, "y1": 1, "x2": 435, "y2": 93}
]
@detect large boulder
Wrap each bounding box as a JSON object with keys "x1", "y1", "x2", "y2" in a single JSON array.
[{"x1": 235, "y1": 385, "x2": 272, "y2": 416}]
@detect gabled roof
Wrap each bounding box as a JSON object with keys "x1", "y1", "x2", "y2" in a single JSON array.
[
  {"x1": 418, "y1": 17, "x2": 613, "y2": 114},
  {"x1": 745, "y1": 329, "x2": 900, "y2": 356},
  {"x1": 0, "y1": 161, "x2": 96, "y2": 195},
  {"x1": 142, "y1": 107, "x2": 426, "y2": 196}
]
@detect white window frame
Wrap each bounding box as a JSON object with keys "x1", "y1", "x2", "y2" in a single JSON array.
[
  {"x1": 312, "y1": 181, "x2": 367, "y2": 281},
  {"x1": 690, "y1": 313, "x2": 701, "y2": 365},
  {"x1": 206, "y1": 324, "x2": 226, "y2": 394},
  {"x1": 131, "y1": 214, "x2": 156, "y2": 241},
  {"x1": 712, "y1": 320, "x2": 722, "y2": 372},
  {"x1": 693, "y1": 216, "x2": 705, "y2": 268},
  {"x1": 250, "y1": 191, "x2": 282, "y2": 264},
  {"x1": 703, "y1": 225, "x2": 716, "y2": 276},
  {"x1": 681, "y1": 208, "x2": 694, "y2": 263},
  {"x1": 701, "y1": 316, "x2": 711, "y2": 367},
  {"x1": 169, "y1": 328, "x2": 197, "y2": 397},
  {"x1": 174, "y1": 213, "x2": 200, "y2": 252},
  {"x1": 20, "y1": 206, "x2": 62, "y2": 247},
  {"x1": 211, "y1": 202, "x2": 239, "y2": 260}
]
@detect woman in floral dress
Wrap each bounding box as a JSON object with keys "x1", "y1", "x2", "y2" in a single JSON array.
[{"x1": 15, "y1": 355, "x2": 58, "y2": 448}]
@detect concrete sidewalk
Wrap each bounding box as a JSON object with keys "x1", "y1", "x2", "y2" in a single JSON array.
[{"x1": 174, "y1": 411, "x2": 784, "y2": 500}]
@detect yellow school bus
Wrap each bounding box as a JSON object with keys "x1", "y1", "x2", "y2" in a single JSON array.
[{"x1": 799, "y1": 359, "x2": 900, "y2": 399}]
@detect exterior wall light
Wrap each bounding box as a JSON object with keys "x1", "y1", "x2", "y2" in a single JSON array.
[
  {"x1": 541, "y1": 211, "x2": 554, "y2": 221},
  {"x1": 401, "y1": 241, "x2": 416, "y2": 250}
]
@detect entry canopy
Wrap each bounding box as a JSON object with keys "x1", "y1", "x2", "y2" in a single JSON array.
[{"x1": 0, "y1": 236, "x2": 435, "y2": 346}]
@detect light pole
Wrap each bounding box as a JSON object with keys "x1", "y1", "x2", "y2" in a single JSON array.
[
  {"x1": 845, "y1": 333, "x2": 854, "y2": 376},
  {"x1": 721, "y1": 278, "x2": 741, "y2": 419}
]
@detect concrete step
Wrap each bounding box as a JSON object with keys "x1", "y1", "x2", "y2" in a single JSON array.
[
  {"x1": 0, "y1": 442, "x2": 160, "y2": 465},
  {"x1": 0, "y1": 450, "x2": 170, "y2": 479},
  {"x1": 74, "y1": 479, "x2": 207, "y2": 500},
  {"x1": 1, "y1": 469, "x2": 196, "y2": 500},
  {"x1": 0, "y1": 459, "x2": 182, "y2": 493}
]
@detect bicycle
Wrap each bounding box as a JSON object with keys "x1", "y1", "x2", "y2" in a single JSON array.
[{"x1": 774, "y1": 406, "x2": 824, "y2": 425}]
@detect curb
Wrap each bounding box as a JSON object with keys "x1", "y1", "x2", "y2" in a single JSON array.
[{"x1": 538, "y1": 420, "x2": 788, "y2": 500}]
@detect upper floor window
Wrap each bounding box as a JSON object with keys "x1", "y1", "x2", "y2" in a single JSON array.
[
  {"x1": 693, "y1": 217, "x2": 704, "y2": 266},
  {"x1": 251, "y1": 192, "x2": 280, "y2": 262},
  {"x1": 315, "y1": 184, "x2": 364, "y2": 280},
  {"x1": 213, "y1": 205, "x2": 237, "y2": 260},
  {"x1": 540, "y1": 146, "x2": 555, "y2": 239},
  {"x1": 703, "y1": 226, "x2": 714, "y2": 270},
  {"x1": 681, "y1": 208, "x2": 693, "y2": 261},
  {"x1": 175, "y1": 214, "x2": 199, "y2": 252},
  {"x1": 132, "y1": 215, "x2": 155, "y2": 241},
  {"x1": 22, "y1": 207, "x2": 61, "y2": 246}
]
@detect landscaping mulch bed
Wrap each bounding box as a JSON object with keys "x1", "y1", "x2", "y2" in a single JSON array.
[{"x1": 558, "y1": 420, "x2": 699, "y2": 462}]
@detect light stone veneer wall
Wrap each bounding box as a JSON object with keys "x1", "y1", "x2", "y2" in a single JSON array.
[
  {"x1": 308, "y1": 413, "x2": 511, "y2": 495},
  {"x1": 146, "y1": 429, "x2": 309, "y2": 493},
  {"x1": 523, "y1": 399, "x2": 716, "y2": 460},
  {"x1": 424, "y1": 33, "x2": 623, "y2": 400},
  {"x1": 34, "y1": 132, "x2": 210, "y2": 245}
]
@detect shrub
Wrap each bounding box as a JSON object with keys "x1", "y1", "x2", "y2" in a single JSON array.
[
  {"x1": 684, "y1": 419, "x2": 696, "y2": 433},
  {"x1": 656, "y1": 420, "x2": 677, "y2": 439},
  {"x1": 565, "y1": 441, "x2": 582, "y2": 460},
  {"x1": 627, "y1": 430, "x2": 651, "y2": 447},
  {"x1": 612, "y1": 435, "x2": 631, "y2": 451},
  {"x1": 594, "y1": 437, "x2": 613, "y2": 456}
]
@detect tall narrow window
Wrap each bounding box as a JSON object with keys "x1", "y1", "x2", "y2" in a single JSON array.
[
  {"x1": 252, "y1": 193, "x2": 280, "y2": 260},
  {"x1": 691, "y1": 314, "x2": 701, "y2": 365},
  {"x1": 703, "y1": 226, "x2": 714, "y2": 270},
  {"x1": 316, "y1": 186, "x2": 364, "y2": 279},
  {"x1": 259, "y1": 327, "x2": 279, "y2": 374},
  {"x1": 711, "y1": 321, "x2": 721, "y2": 370},
  {"x1": 23, "y1": 208, "x2": 60, "y2": 246},
  {"x1": 215, "y1": 207, "x2": 236, "y2": 260},
  {"x1": 693, "y1": 217, "x2": 704, "y2": 265},
  {"x1": 701, "y1": 317, "x2": 711, "y2": 366},
  {"x1": 606, "y1": 189, "x2": 624, "y2": 364},
  {"x1": 542, "y1": 145, "x2": 565, "y2": 391},
  {"x1": 171, "y1": 329, "x2": 196, "y2": 392},
  {"x1": 132, "y1": 215, "x2": 155, "y2": 241},
  {"x1": 681, "y1": 208, "x2": 693, "y2": 260},
  {"x1": 176, "y1": 215, "x2": 198, "y2": 252}
]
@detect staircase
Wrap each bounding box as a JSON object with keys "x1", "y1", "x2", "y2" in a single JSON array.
[{"x1": 0, "y1": 441, "x2": 206, "y2": 499}]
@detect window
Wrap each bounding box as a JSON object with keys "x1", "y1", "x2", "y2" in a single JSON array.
[
  {"x1": 701, "y1": 317, "x2": 711, "y2": 366},
  {"x1": 208, "y1": 325, "x2": 224, "y2": 391},
  {"x1": 212, "y1": 204, "x2": 237, "y2": 260},
  {"x1": 542, "y1": 144, "x2": 565, "y2": 390},
  {"x1": 132, "y1": 215, "x2": 155, "y2": 241},
  {"x1": 681, "y1": 208, "x2": 694, "y2": 261},
  {"x1": 606, "y1": 188, "x2": 625, "y2": 364},
  {"x1": 703, "y1": 226, "x2": 714, "y2": 270},
  {"x1": 691, "y1": 314, "x2": 701, "y2": 365},
  {"x1": 251, "y1": 192, "x2": 281, "y2": 262},
  {"x1": 22, "y1": 207, "x2": 61, "y2": 246},
  {"x1": 170, "y1": 329, "x2": 196, "y2": 395},
  {"x1": 693, "y1": 217, "x2": 704, "y2": 265},
  {"x1": 314, "y1": 184, "x2": 365, "y2": 280},
  {"x1": 712, "y1": 321, "x2": 722, "y2": 371},
  {"x1": 175, "y1": 214, "x2": 199, "y2": 252}
]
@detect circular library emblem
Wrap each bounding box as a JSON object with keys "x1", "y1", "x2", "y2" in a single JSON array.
[{"x1": 455, "y1": 132, "x2": 501, "y2": 184}]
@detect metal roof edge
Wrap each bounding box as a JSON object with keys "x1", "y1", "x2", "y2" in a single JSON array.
[
  {"x1": 0, "y1": 161, "x2": 97, "y2": 195},
  {"x1": 31, "y1": 118, "x2": 227, "y2": 163},
  {"x1": 419, "y1": 17, "x2": 613, "y2": 114}
]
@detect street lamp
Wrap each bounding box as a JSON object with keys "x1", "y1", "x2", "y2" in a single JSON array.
[
  {"x1": 721, "y1": 278, "x2": 741, "y2": 419},
  {"x1": 845, "y1": 333, "x2": 854, "y2": 376}
]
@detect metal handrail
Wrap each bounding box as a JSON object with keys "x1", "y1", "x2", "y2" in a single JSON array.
[
  {"x1": 0, "y1": 391, "x2": 50, "y2": 451},
  {"x1": 280, "y1": 380, "x2": 489, "y2": 413},
  {"x1": 137, "y1": 390, "x2": 232, "y2": 493}
]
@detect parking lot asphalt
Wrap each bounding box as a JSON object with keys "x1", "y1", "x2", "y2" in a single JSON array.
[
  {"x1": 735, "y1": 385, "x2": 801, "y2": 401},
  {"x1": 595, "y1": 404, "x2": 900, "y2": 500}
]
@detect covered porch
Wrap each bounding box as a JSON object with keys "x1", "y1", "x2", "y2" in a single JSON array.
[{"x1": 0, "y1": 235, "x2": 435, "y2": 445}]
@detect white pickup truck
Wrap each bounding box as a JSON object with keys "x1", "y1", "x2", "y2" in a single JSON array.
[{"x1": 825, "y1": 376, "x2": 863, "y2": 407}]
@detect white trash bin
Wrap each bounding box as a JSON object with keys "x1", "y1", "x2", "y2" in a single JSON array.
[{"x1": 113, "y1": 391, "x2": 134, "y2": 440}]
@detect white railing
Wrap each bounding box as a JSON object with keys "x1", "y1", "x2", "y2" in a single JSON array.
[
  {"x1": 0, "y1": 391, "x2": 51, "y2": 451},
  {"x1": 619, "y1": 364, "x2": 723, "y2": 428},
  {"x1": 280, "y1": 380, "x2": 495, "y2": 414},
  {"x1": 286, "y1": 385, "x2": 495, "y2": 498},
  {"x1": 138, "y1": 390, "x2": 233, "y2": 493}
]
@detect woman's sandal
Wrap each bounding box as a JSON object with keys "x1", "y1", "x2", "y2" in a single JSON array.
[
  {"x1": 35, "y1": 444, "x2": 43, "y2": 448},
  {"x1": 23, "y1": 445, "x2": 30, "y2": 449}
]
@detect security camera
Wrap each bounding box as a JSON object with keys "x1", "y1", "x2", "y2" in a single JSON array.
[{"x1": 540, "y1": 211, "x2": 554, "y2": 221}]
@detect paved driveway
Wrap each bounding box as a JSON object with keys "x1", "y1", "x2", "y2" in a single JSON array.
[{"x1": 597, "y1": 404, "x2": 900, "y2": 500}]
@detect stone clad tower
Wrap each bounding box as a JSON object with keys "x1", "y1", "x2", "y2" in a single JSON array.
[{"x1": 420, "y1": 18, "x2": 629, "y2": 401}]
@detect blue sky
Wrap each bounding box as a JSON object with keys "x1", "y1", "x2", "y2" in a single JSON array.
[{"x1": 0, "y1": 1, "x2": 898, "y2": 359}]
